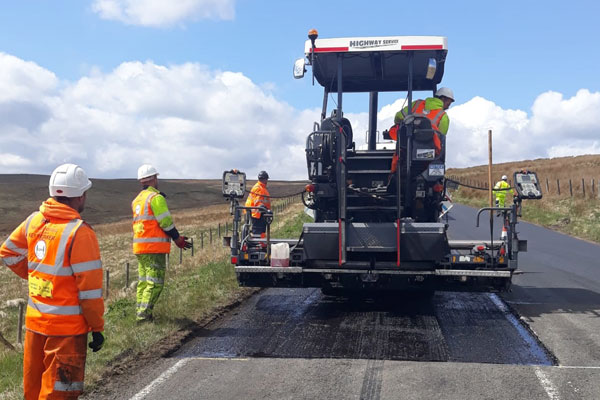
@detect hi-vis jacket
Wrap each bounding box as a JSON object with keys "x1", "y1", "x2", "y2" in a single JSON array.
[
  {"x1": 132, "y1": 186, "x2": 173, "y2": 254},
  {"x1": 245, "y1": 181, "x2": 271, "y2": 219},
  {"x1": 493, "y1": 180, "x2": 514, "y2": 202},
  {"x1": 393, "y1": 97, "x2": 449, "y2": 135},
  {"x1": 0, "y1": 198, "x2": 104, "y2": 336}
]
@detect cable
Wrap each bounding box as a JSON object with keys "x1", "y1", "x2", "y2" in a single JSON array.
[
  {"x1": 446, "y1": 178, "x2": 513, "y2": 192},
  {"x1": 245, "y1": 188, "x2": 306, "y2": 199}
]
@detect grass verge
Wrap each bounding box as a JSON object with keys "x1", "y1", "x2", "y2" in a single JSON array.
[
  {"x1": 451, "y1": 188, "x2": 600, "y2": 243},
  {"x1": 0, "y1": 202, "x2": 310, "y2": 399}
]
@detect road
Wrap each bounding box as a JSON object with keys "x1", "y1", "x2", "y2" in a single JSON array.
[{"x1": 103, "y1": 204, "x2": 600, "y2": 399}]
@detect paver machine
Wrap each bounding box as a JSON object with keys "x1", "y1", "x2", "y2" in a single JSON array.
[{"x1": 223, "y1": 30, "x2": 542, "y2": 295}]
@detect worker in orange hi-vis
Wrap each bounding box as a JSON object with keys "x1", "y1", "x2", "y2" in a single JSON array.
[
  {"x1": 0, "y1": 163, "x2": 104, "y2": 400},
  {"x1": 245, "y1": 171, "x2": 272, "y2": 236}
]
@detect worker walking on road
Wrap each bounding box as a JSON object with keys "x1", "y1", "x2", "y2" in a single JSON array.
[
  {"x1": 494, "y1": 175, "x2": 514, "y2": 207},
  {"x1": 132, "y1": 164, "x2": 191, "y2": 323},
  {"x1": 245, "y1": 171, "x2": 272, "y2": 236},
  {"x1": 0, "y1": 163, "x2": 105, "y2": 400}
]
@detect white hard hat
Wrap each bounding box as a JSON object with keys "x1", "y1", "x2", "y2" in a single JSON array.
[
  {"x1": 138, "y1": 164, "x2": 159, "y2": 180},
  {"x1": 435, "y1": 87, "x2": 455, "y2": 102},
  {"x1": 502, "y1": 175, "x2": 508, "y2": 180},
  {"x1": 49, "y1": 163, "x2": 92, "y2": 198}
]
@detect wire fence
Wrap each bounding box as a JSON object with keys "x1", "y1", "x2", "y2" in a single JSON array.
[
  {"x1": 447, "y1": 175, "x2": 600, "y2": 199},
  {"x1": 1, "y1": 193, "x2": 302, "y2": 350}
]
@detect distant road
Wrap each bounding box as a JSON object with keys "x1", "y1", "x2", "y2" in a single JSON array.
[{"x1": 90, "y1": 204, "x2": 600, "y2": 400}]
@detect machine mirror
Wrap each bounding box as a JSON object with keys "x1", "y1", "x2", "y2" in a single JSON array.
[
  {"x1": 293, "y1": 58, "x2": 306, "y2": 79},
  {"x1": 426, "y1": 58, "x2": 437, "y2": 80}
]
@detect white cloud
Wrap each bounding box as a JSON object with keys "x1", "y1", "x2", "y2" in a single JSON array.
[
  {"x1": 0, "y1": 53, "x2": 317, "y2": 179},
  {"x1": 92, "y1": 0, "x2": 236, "y2": 27},
  {"x1": 1, "y1": 51, "x2": 599, "y2": 180}
]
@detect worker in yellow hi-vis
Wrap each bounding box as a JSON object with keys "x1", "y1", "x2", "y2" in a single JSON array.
[
  {"x1": 132, "y1": 164, "x2": 191, "y2": 323},
  {"x1": 493, "y1": 175, "x2": 514, "y2": 208}
]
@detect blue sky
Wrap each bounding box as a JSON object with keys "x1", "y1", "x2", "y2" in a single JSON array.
[{"x1": 0, "y1": 0, "x2": 599, "y2": 178}]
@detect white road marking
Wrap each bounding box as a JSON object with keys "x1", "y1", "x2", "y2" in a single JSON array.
[
  {"x1": 128, "y1": 356, "x2": 249, "y2": 399},
  {"x1": 535, "y1": 367, "x2": 561, "y2": 400},
  {"x1": 488, "y1": 294, "x2": 561, "y2": 399},
  {"x1": 129, "y1": 358, "x2": 190, "y2": 400}
]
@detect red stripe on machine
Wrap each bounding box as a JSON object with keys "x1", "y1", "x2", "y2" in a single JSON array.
[
  {"x1": 338, "y1": 219, "x2": 343, "y2": 266},
  {"x1": 314, "y1": 47, "x2": 349, "y2": 53},
  {"x1": 401, "y1": 45, "x2": 444, "y2": 50}
]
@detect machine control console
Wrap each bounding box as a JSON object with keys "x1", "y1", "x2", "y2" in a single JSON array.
[
  {"x1": 222, "y1": 170, "x2": 246, "y2": 198},
  {"x1": 513, "y1": 171, "x2": 542, "y2": 200}
]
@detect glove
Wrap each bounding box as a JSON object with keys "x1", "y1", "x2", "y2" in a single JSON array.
[
  {"x1": 89, "y1": 331, "x2": 104, "y2": 352},
  {"x1": 174, "y1": 236, "x2": 192, "y2": 250}
]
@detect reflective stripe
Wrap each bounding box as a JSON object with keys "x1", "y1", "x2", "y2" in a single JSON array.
[
  {"x1": 79, "y1": 289, "x2": 103, "y2": 300},
  {"x1": 3, "y1": 239, "x2": 27, "y2": 255},
  {"x1": 28, "y1": 298, "x2": 82, "y2": 315},
  {"x1": 54, "y1": 381, "x2": 84, "y2": 392},
  {"x1": 28, "y1": 262, "x2": 75, "y2": 276},
  {"x1": 133, "y1": 215, "x2": 155, "y2": 222},
  {"x1": 162, "y1": 223, "x2": 175, "y2": 231},
  {"x1": 155, "y1": 211, "x2": 171, "y2": 222},
  {"x1": 432, "y1": 109, "x2": 445, "y2": 127},
  {"x1": 133, "y1": 237, "x2": 170, "y2": 243},
  {"x1": 3, "y1": 255, "x2": 25, "y2": 266},
  {"x1": 54, "y1": 220, "x2": 83, "y2": 271},
  {"x1": 139, "y1": 276, "x2": 164, "y2": 284},
  {"x1": 71, "y1": 260, "x2": 102, "y2": 274},
  {"x1": 24, "y1": 212, "x2": 39, "y2": 237},
  {"x1": 145, "y1": 193, "x2": 157, "y2": 217},
  {"x1": 137, "y1": 302, "x2": 154, "y2": 310}
]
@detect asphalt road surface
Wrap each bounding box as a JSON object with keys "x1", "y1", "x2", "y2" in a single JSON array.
[{"x1": 109, "y1": 204, "x2": 600, "y2": 400}]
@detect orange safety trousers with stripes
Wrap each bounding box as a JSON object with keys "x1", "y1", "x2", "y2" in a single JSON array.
[
  {"x1": 24, "y1": 330, "x2": 87, "y2": 400},
  {"x1": 0, "y1": 198, "x2": 104, "y2": 400}
]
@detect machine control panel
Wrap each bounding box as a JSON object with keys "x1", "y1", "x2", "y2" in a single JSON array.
[
  {"x1": 222, "y1": 170, "x2": 246, "y2": 198},
  {"x1": 513, "y1": 171, "x2": 542, "y2": 199}
]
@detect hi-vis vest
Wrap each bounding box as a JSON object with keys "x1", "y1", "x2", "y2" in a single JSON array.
[
  {"x1": 245, "y1": 182, "x2": 271, "y2": 219},
  {"x1": 389, "y1": 100, "x2": 445, "y2": 173},
  {"x1": 389, "y1": 99, "x2": 446, "y2": 141},
  {"x1": 132, "y1": 190, "x2": 171, "y2": 254},
  {"x1": 24, "y1": 213, "x2": 102, "y2": 336}
]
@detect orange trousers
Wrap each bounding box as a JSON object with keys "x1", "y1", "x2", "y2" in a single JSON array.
[{"x1": 23, "y1": 330, "x2": 87, "y2": 400}]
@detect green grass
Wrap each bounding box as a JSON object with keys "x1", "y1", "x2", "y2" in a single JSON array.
[
  {"x1": 451, "y1": 188, "x2": 600, "y2": 243},
  {"x1": 0, "y1": 203, "x2": 307, "y2": 399}
]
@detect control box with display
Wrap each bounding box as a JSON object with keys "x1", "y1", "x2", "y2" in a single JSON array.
[
  {"x1": 513, "y1": 171, "x2": 543, "y2": 199},
  {"x1": 222, "y1": 170, "x2": 246, "y2": 198}
]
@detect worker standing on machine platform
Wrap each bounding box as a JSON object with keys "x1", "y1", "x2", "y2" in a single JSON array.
[
  {"x1": 393, "y1": 87, "x2": 454, "y2": 135},
  {"x1": 245, "y1": 171, "x2": 272, "y2": 236},
  {"x1": 389, "y1": 87, "x2": 455, "y2": 175},
  {"x1": 0, "y1": 163, "x2": 104, "y2": 400},
  {"x1": 494, "y1": 175, "x2": 514, "y2": 208},
  {"x1": 132, "y1": 164, "x2": 191, "y2": 323}
]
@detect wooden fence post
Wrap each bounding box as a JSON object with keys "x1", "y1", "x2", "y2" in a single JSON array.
[
  {"x1": 17, "y1": 302, "x2": 25, "y2": 345},
  {"x1": 218, "y1": 223, "x2": 221, "y2": 238},
  {"x1": 546, "y1": 178, "x2": 549, "y2": 193},
  {"x1": 209, "y1": 227, "x2": 212, "y2": 244},
  {"x1": 125, "y1": 262, "x2": 129, "y2": 288},
  {"x1": 201, "y1": 232, "x2": 204, "y2": 248},
  {"x1": 557, "y1": 179, "x2": 561, "y2": 195},
  {"x1": 105, "y1": 270, "x2": 109, "y2": 299},
  {"x1": 179, "y1": 246, "x2": 182, "y2": 264},
  {"x1": 191, "y1": 237, "x2": 194, "y2": 257},
  {"x1": 569, "y1": 179, "x2": 573, "y2": 197},
  {"x1": 582, "y1": 178, "x2": 586, "y2": 197}
]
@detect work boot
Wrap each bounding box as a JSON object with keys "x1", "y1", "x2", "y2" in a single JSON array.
[{"x1": 136, "y1": 315, "x2": 154, "y2": 324}]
